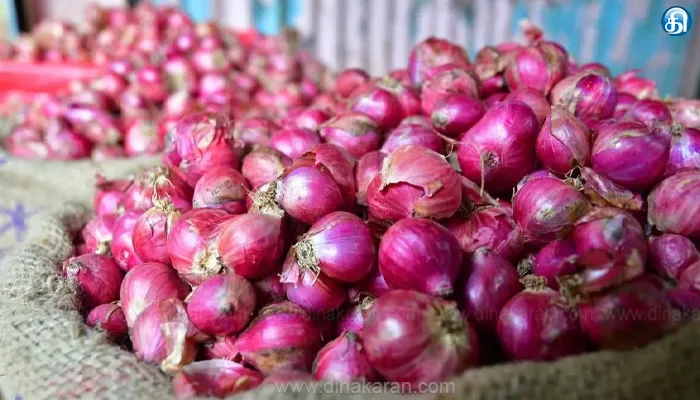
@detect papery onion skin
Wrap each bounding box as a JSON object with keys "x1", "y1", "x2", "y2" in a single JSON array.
[
  {"x1": 64, "y1": 254, "x2": 123, "y2": 311},
  {"x1": 172, "y1": 360, "x2": 263, "y2": 399},
  {"x1": 648, "y1": 170, "x2": 700, "y2": 240},
  {"x1": 111, "y1": 210, "x2": 145, "y2": 271},
  {"x1": 407, "y1": 37, "x2": 471, "y2": 87},
  {"x1": 536, "y1": 107, "x2": 591, "y2": 175},
  {"x1": 505, "y1": 88, "x2": 550, "y2": 126},
  {"x1": 446, "y1": 206, "x2": 523, "y2": 261},
  {"x1": 280, "y1": 251, "x2": 347, "y2": 313},
  {"x1": 319, "y1": 112, "x2": 382, "y2": 159},
  {"x1": 649, "y1": 234, "x2": 700, "y2": 280},
  {"x1": 82, "y1": 213, "x2": 117, "y2": 255},
  {"x1": 363, "y1": 290, "x2": 479, "y2": 389},
  {"x1": 192, "y1": 167, "x2": 249, "y2": 215},
  {"x1": 379, "y1": 218, "x2": 462, "y2": 297},
  {"x1": 217, "y1": 213, "x2": 284, "y2": 279},
  {"x1": 202, "y1": 335, "x2": 239, "y2": 361},
  {"x1": 312, "y1": 332, "x2": 379, "y2": 383},
  {"x1": 457, "y1": 100, "x2": 539, "y2": 193},
  {"x1": 233, "y1": 116, "x2": 280, "y2": 150},
  {"x1": 120, "y1": 165, "x2": 192, "y2": 212},
  {"x1": 235, "y1": 301, "x2": 323, "y2": 374},
  {"x1": 186, "y1": 273, "x2": 257, "y2": 336},
  {"x1": 86, "y1": 303, "x2": 128, "y2": 338},
  {"x1": 269, "y1": 127, "x2": 322, "y2": 160},
  {"x1": 550, "y1": 71, "x2": 618, "y2": 125},
  {"x1": 577, "y1": 166, "x2": 644, "y2": 211},
  {"x1": 667, "y1": 125, "x2": 700, "y2": 177},
  {"x1": 533, "y1": 239, "x2": 579, "y2": 290},
  {"x1": 356, "y1": 151, "x2": 387, "y2": 205},
  {"x1": 669, "y1": 99, "x2": 700, "y2": 129},
  {"x1": 242, "y1": 146, "x2": 292, "y2": 189},
  {"x1": 504, "y1": 40, "x2": 568, "y2": 96},
  {"x1": 513, "y1": 177, "x2": 591, "y2": 244},
  {"x1": 296, "y1": 144, "x2": 358, "y2": 212},
  {"x1": 430, "y1": 93, "x2": 486, "y2": 138},
  {"x1": 120, "y1": 262, "x2": 192, "y2": 327},
  {"x1": 421, "y1": 68, "x2": 481, "y2": 115},
  {"x1": 132, "y1": 199, "x2": 187, "y2": 265}
]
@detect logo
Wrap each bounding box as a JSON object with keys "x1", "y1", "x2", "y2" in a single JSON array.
[{"x1": 662, "y1": 6, "x2": 692, "y2": 36}]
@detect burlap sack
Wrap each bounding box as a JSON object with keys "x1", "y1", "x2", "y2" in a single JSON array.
[{"x1": 2, "y1": 201, "x2": 700, "y2": 400}]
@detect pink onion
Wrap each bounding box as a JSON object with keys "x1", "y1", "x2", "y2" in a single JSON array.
[
  {"x1": 575, "y1": 62, "x2": 611, "y2": 77},
  {"x1": 253, "y1": 273, "x2": 287, "y2": 306},
  {"x1": 186, "y1": 273, "x2": 256, "y2": 336},
  {"x1": 648, "y1": 170, "x2": 700, "y2": 240},
  {"x1": 241, "y1": 146, "x2": 291, "y2": 189},
  {"x1": 44, "y1": 120, "x2": 93, "y2": 160},
  {"x1": 235, "y1": 301, "x2": 323, "y2": 374},
  {"x1": 649, "y1": 234, "x2": 699, "y2": 280},
  {"x1": 550, "y1": 71, "x2": 618, "y2": 125},
  {"x1": 679, "y1": 261, "x2": 700, "y2": 292},
  {"x1": 505, "y1": 88, "x2": 549, "y2": 126},
  {"x1": 64, "y1": 254, "x2": 123, "y2": 311},
  {"x1": 172, "y1": 360, "x2": 263, "y2": 399},
  {"x1": 295, "y1": 144, "x2": 358, "y2": 211},
  {"x1": 110, "y1": 210, "x2": 144, "y2": 271},
  {"x1": 536, "y1": 106, "x2": 591, "y2": 175},
  {"x1": 669, "y1": 98, "x2": 700, "y2": 129},
  {"x1": 86, "y1": 303, "x2": 128, "y2": 339},
  {"x1": 622, "y1": 99, "x2": 672, "y2": 128},
  {"x1": 421, "y1": 68, "x2": 480, "y2": 115},
  {"x1": 192, "y1": 167, "x2": 249, "y2": 215},
  {"x1": 348, "y1": 267, "x2": 391, "y2": 301},
  {"x1": 319, "y1": 112, "x2": 382, "y2": 158},
  {"x1": 379, "y1": 217, "x2": 462, "y2": 296},
  {"x1": 576, "y1": 166, "x2": 644, "y2": 211},
  {"x1": 381, "y1": 123, "x2": 444, "y2": 154},
  {"x1": 233, "y1": 116, "x2": 280, "y2": 149},
  {"x1": 81, "y1": 213, "x2": 117, "y2": 255},
  {"x1": 667, "y1": 125, "x2": 700, "y2": 177},
  {"x1": 613, "y1": 93, "x2": 639, "y2": 118},
  {"x1": 533, "y1": 239, "x2": 579, "y2": 290},
  {"x1": 202, "y1": 335, "x2": 239, "y2": 361},
  {"x1": 430, "y1": 93, "x2": 486, "y2": 138},
  {"x1": 123, "y1": 118, "x2": 162, "y2": 157},
  {"x1": 665, "y1": 287, "x2": 700, "y2": 321},
  {"x1": 614, "y1": 69, "x2": 659, "y2": 99},
  {"x1": 497, "y1": 277, "x2": 588, "y2": 361},
  {"x1": 363, "y1": 290, "x2": 479, "y2": 388},
  {"x1": 280, "y1": 250, "x2": 347, "y2": 313},
  {"x1": 132, "y1": 199, "x2": 186, "y2": 265},
  {"x1": 268, "y1": 127, "x2": 321, "y2": 160},
  {"x1": 513, "y1": 177, "x2": 591, "y2": 244},
  {"x1": 283, "y1": 108, "x2": 331, "y2": 132},
  {"x1": 120, "y1": 165, "x2": 192, "y2": 212},
  {"x1": 407, "y1": 37, "x2": 471, "y2": 87},
  {"x1": 446, "y1": 205, "x2": 522, "y2": 261},
  {"x1": 504, "y1": 41, "x2": 567, "y2": 95},
  {"x1": 163, "y1": 90, "x2": 197, "y2": 120},
  {"x1": 312, "y1": 332, "x2": 379, "y2": 383},
  {"x1": 591, "y1": 120, "x2": 670, "y2": 190},
  {"x1": 457, "y1": 100, "x2": 539, "y2": 192},
  {"x1": 336, "y1": 295, "x2": 376, "y2": 335},
  {"x1": 356, "y1": 151, "x2": 387, "y2": 205},
  {"x1": 335, "y1": 68, "x2": 371, "y2": 97},
  {"x1": 217, "y1": 213, "x2": 284, "y2": 279},
  {"x1": 62, "y1": 103, "x2": 122, "y2": 144},
  {"x1": 484, "y1": 92, "x2": 508, "y2": 108},
  {"x1": 367, "y1": 145, "x2": 461, "y2": 222}
]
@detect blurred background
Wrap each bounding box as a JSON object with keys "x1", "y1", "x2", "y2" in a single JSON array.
[{"x1": 1, "y1": 0, "x2": 699, "y2": 96}]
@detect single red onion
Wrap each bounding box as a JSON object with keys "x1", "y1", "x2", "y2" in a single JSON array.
[
  {"x1": 356, "y1": 151, "x2": 387, "y2": 205},
  {"x1": 457, "y1": 100, "x2": 539, "y2": 192},
  {"x1": 192, "y1": 167, "x2": 249, "y2": 215},
  {"x1": 430, "y1": 94, "x2": 486, "y2": 138},
  {"x1": 233, "y1": 116, "x2": 280, "y2": 149},
  {"x1": 135, "y1": 65, "x2": 168, "y2": 102},
  {"x1": 669, "y1": 98, "x2": 700, "y2": 129},
  {"x1": 280, "y1": 251, "x2": 347, "y2": 313},
  {"x1": 363, "y1": 290, "x2": 479, "y2": 388},
  {"x1": 319, "y1": 112, "x2": 382, "y2": 159},
  {"x1": 110, "y1": 210, "x2": 144, "y2": 271},
  {"x1": 504, "y1": 41, "x2": 567, "y2": 95},
  {"x1": 497, "y1": 277, "x2": 588, "y2": 361},
  {"x1": 123, "y1": 118, "x2": 162, "y2": 156},
  {"x1": 506, "y1": 88, "x2": 550, "y2": 126},
  {"x1": 513, "y1": 177, "x2": 591, "y2": 244},
  {"x1": 575, "y1": 62, "x2": 611, "y2": 77},
  {"x1": 667, "y1": 125, "x2": 700, "y2": 176},
  {"x1": 613, "y1": 93, "x2": 639, "y2": 118},
  {"x1": 533, "y1": 239, "x2": 579, "y2": 290},
  {"x1": 64, "y1": 254, "x2": 123, "y2": 311},
  {"x1": 579, "y1": 279, "x2": 677, "y2": 350},
  {"x1": 86, "y1": 303, "x2": 128, "y2": 339},
  {"x1": 379, "y1": 217, "x2": 462, "y2": 296},
  {"x1": 446, "y1": 205, "x2": 522, "y2": 261},
  {"x1": 133, "y1": 199, "x2": 187, "y2": 265},
  {"x1": 217, "y1": 213, "x2": 284, "y2": 279},
  {"x1": 312, "y1": 332, "x2": 379, "y2": 383},
  {"x1": 336, "y1": 295, "x2": 376, "y2": 335},
  {"x1": 622, "y1": 99, "x2": 672, "y2": 129},
  {"x1": 347, "y1": 81, "x2": 404, "y2": 131},
  {"x1": 282, "y1": 108, "x2": 331, "y2": 132},
  {"x1": 421, "y1": 68, "x2": 480, "y2": 115},
  {"x1": 460, "y1": 248, "x2": 522, "y2": 333},
  {"x1": 335, "y1": 68, "x2": 371, "y2": 98},
  {"x1": 167, "y1": 208, "x2": 233, "y2": 285},
  {"x1": 186, "y1": 273, "x2": 256, "y2": 336},
  {"x1": 348, "y1": 267, "x2": 391, "y2": 301},
  {"x1": 550, "y1": 71, "x2": 618, "y2": 125},
  {"x1": 94, "y1": 174, "x2": 130, "y2": 217},
  {"x1": 44, "y1": 120, "x2": 93, "y2": 160},
  {"x1": 367, "y1": 145, "x2": 461, "y2": 222},
  {"x1": 295, "y1": 144, "x2": 358, "y2": 211},
  {"x1": 268, "y1": 127, "x2": 321, "y2": 160},
  {"x1": 202, "y1": 335, "x2": 239, "y2": 361},
  {"x1": 648, "y1": 170, "x2": 700, "y2": 240},
  {"x1": 81, "y1": 213, "x2": 117, "y2": 255},
  {"x1": 253, "y1": 273, "x2": 287, "y2": 306},
  {"x1": 172, "y1": 360, "x2": 263, "y2": 399},
  {"x1": 473, "y1": 46, "x2": 508, "y2": 91},
  {"x1": 614, "y1": 69, "x2": 659, "y2": 99},
  {"x1": 575, "y1": 166, "x2": 644, "y2": 211},
  {"x1": 241, "y1": 146, "x2": 291, "y2": 189},
  {"x1": 536, "y1": 106, "x2": 591, "y2": 175},
  {"x1": 649, "y1": 234, "x2": 700, "y2": 280},
  {"x1": 120, "y1": 165, "x2": 192, "y2": 212},
  {"x1": 591, "y1": 120, "x2": 670, "y2": 190},
  {"x1": 407, "y1": 37, "x2": 471, "y2": 87},
  {"x1": 381, "y1": 123, "x2": 444, "y2": 154},
  {"x1": 235, "y1": 301, "x2": 323, "y2": 374}
]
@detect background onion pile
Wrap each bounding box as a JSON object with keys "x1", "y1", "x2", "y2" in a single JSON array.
[{"x1": 62, "y1": 21, "x2": 700, "y2": 399}]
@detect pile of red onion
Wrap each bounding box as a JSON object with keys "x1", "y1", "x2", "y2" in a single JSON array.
[{"x1": 61, "y1": 23, "x2": 700, "y2": 399}]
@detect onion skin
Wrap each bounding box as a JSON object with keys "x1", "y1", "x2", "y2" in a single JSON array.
[
  {"x1": 120, "y1": 165, "x2": 192, "y2": 212},
  {"x1": 337, "y1": 295, "x2": 376, "y2": 335},
  {"x1": 379, "y1": 218, "x2": 463, "y2": 296},
  {"x1": 679, "y1": 261, "x2": 700, "y2": 292},
  {"x1": 81, "y1": 213, "x2": 117, "y2": 255},
  {"x1": 110, "y1": 210, "x2": 145, "y2": 271},
  {"x1": 533, "y1": 239, "x2": 579, "y2": 290},
  {"x1": 536, "y1": 107, "x2": 591, "y2": 175},
  {"x1": 283, "y1": 108, "x2": 331, "y2": 132},
  {"x1": 408, "y1": 37, "x2": 471, "y2": 87},
  {"x1": 430, "y1": 94, "x2": 486, "y2": 138},
  {"x1": 94, "y1": 175, "x2": 130, "y2": 216},
  {"x1": 235, "y1": 301, "x2": 323, "y2": 374},
  {"x1": 457, "y1": 101, "x2": 539, "y2": 193},
  {"x1": 614, "y1": 93, "x2": 638, "y2": 118},
  {"x1": 44, "y1": 120, "x2": 94, "y2": 160},
  {"x1": 132, "y1": 199, "x2": 186, "y2": 265},
  {"x1": 124, "y1": 118, "x2": 163, "y2": 157},
  {"x1": 86, "y1": 303, "x2": 128, "y2": 339},
  {"x1": 622, "y1": 99, "x2": 672, "y2": 129},
  {"x1": 335, "y1": 68, "x2": 371, "y2": 98},
  {"x1": 505, "y1": 88, "x2": 550, "y2": 126},
  {"x1": 367, "y1": 145, "x2": 462, "y2": 222},
  {"x1": 186, "y1": 273, "x2": 257, "y2": 336},
  {"x1": 649, "y1": 234, "x2": 700, "y2": 280},
  {"x1": 280, "y1": 251, "x2": 347, "y2": 313},
  {"x1": 349, "y1": 267, "x2": 391, "y2": 301},
  {"x1": 319, "y1": 112, "x2": 382, "y2": 159},
  {"x1": 172, "y1": 360, "x2": 263, "y2": 399},
  {"x1": 242, "y1": 146, "x2": 292, "y2": 189},
  {"x1": 577, "y1": 166, "x2": 644, "y2": 211},
  {"x1": 269, "y1": 127, "x2": 321, "y2": 160},
  {"x1": 64, "y1": 254, "x2": 123, "y2": 312},
  {"x1": 296, "y1": 144, "x2": 358, "y2": 212},
  {"x1": 217, "y1": 213, "x2": 284, "y2": 279},
  {"x1": 446, "y1": 206, "x2": 523, "y2": 261},
  {"x1": 233, "y1": 116, "x2": 280, "y2": 150},
  {"x1": 356, "y1": 151, "x2": 387, "y2": 205},
  {"x1": 381, "y1": 123, "x2": 444, "y2": 154},
  {"x1": 579, "y1": 280, "x2": 678, "y2": 350},
  {"x1": 504, "y1": 41, "x2": 567, "y2": 95},
  {"x1": 669, "y1": 98, "x2": 700, "y2": 129},
  {"x1": 551, "y1": 71, "x2": 618, "y2": 125},
  {"x1": 615, "y1": 70, "x2": 659, "y2": 100},
  {"x1": 363, "y1": 290, "x2": 479, "y2": 389},
  {"x1": 513, "y1": 177, "x2": 591, "y2": 244},
  {"x1": 348, "y1": 81, "x2": 404, "y2": 131},
  {"x1": 202, "y1": 335, "x2": 239, "y2": 361},
  {"x1": 648, "y1": 170, "x2": 700, "y2": 240},
  {"x1": 192, "y1": 167, "x2": 249, "y2": 215},
  {"x1": 421, "y1": 68, "x2": 481, "y2": 115},
  {"x1": 667, "y1": 125, "x2": 700, "y2": 177},
  {"x1": 312, "y1": 332, "x2": 379, "y2": 383}
]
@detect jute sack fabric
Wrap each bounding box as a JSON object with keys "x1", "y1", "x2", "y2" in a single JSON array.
[{"x1": 2, "y1": 205, "x2": 700, "y2": 400}]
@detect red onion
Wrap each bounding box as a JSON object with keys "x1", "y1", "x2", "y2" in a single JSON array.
[
  {"x1": 506, "y1": 88, "x2": 550, "y2": 126},
  {"x1": 575, "y1": 166, "x2": 644, "y2": 211},
  {"x1": 268, "y1": 127, "x2": 321, "y2": 160},
  {"x1": 473, "y1": 46, "x2": 508, "y2": 92},
  {"x1": 186, "y1": 273, "x2": 256, "y2": 336},
  {"x1": 192, "y1": 167, "x2": 249, "y2": 215},
  {"x1": 86, "y1": 303, "x2": 128, "y2": 339},
  {"x1": 504, "y1": 41, "x2": 567, "y2": 95},
  {"x1": 335, "y1": 68, "x2": 371, "y2": 98},
  {"x1": 296, "y1": 144, "x2": 358, "y2": 211},
  {"x1": 367, "y1": 145, "x2": 461, "y2": 222},
  {"x1": 282, "y1": 108, "x2": 331, "y2": 132},
  {"x1": 614, "y1": 69, "x2": 659, "y2": 99},
  {"x1": 381, "y1": 123, "x2": 444, "y2": 154},
  {"x1": 613, "y1": 93, "x2": 639, "y2": 118},
  {"x1": 356, "y1": 151, "x2": 387, "y2": 205},
  {"x1": 123, "y1": 118, "x2": 162, "y2": 156},
  {"x1": 550, "y1": 71, "x2": 618, "y2": 125},
  {"x1": 363, "y1": 290, "x2": 479, "y2": 388},
  {"x1": 62, "y1": 103, "x2": 122, "y2": 144},
  {"x1": 679, "y1": 261, "x2": 700, "y2": 292},
  {"x1": 312, "y1": 332, "x2": 378, "y2": 383},
  {"x1": 163, "y1": 91, "x2": 196, "y2": 121},
  {"x1": 132, "y1": 199, "x2": 187, "y2": 265},
  {"x1": 168, "y1": 208, "x2": 233, "y2": 285},
  {"x1": 622, "y1": 99, "x2": 672, "y2": 129},
  {"x1": 430, "y1": 94, "x2": 486, "y2": 138},
  {"x1": 235, "y1": 301, "x2": 323, "y2": 374},
  {"x1": 407, "y1": 37, "x2": 471, "y2": 87},
  {"x1": 110, "y1": 210, "x2": 144, "y2": 271},
  {"x1": 135, "y1": 65, "x2": 167, "y2": 102},
  {"x1": 64, "y1": 254, "x2": 123, "y2": 311},
  {"x1": 513, "y1": 177, "x2": 591, "y2": 244},
  {"x1": 591, "y1": 120, "x2": 670, "y2": 190},
  {"x1": 347, "y1": 80, "x2": 404, "y2": 131},
  {"x1": 648, "y1": 170, "x2": 700, "y2": 240},
  {"x1": 421, "y1": 68, "x2": 480, "y2": 115},
  {"x1": 202, "y1": 335, "x2": 239, "y2": 361},
  {"x1": 497, "y1": 277, "x2": 588, "y2": 361},
  {"x1": 172, "y1": 360, "x2": 263, "y2": 399},
  {"x1": 348, "y1": 267, "x2": 390, "y2": 301},
  {"x1": 120, "y1": 165, "x2": 192, "y2": 212},
  {"x1": 484, "y1": 92, "x2": 508, "y2": 108},
  {"x1": 533, "y1": 239, "x2": 578, "y2": 290},
  {"x1": 81, "y1": 213, "x2": 117, "y2": 255},
  {"x1": 280, "y1": 251, "x2": 347, "y2": 313},
  {"x1": 120, "y1": 262, "x2": 191, "y2": 327},
  {"x1": 164, "y1": 113, "x2": 241, "y2": 187},
  {"x1": 91, "y1": 144, "x2": 125, "y2": 161},
  {"x1": 164, "y1": 57, "x2": 197, "y2": 92},
  {"x1": 457, "y1": 100, "x2": 539, "y2": 192},
  {"x1": 337, "y1": 295, "x2": 376, "y2": 335},
  {"x1": 536, "y1": 106, "x2": 591, "y2": 175},
  {"x1": 233, "y1": 116, "x2": 280, "y2": 149},
  {"x1": 379, "y1": 217, "x2": 462, "y2": 296},
  {"x1": 649, "y1": 234, "x2": 700, "y2": 280},
  {"x1": 446, "y1": 206, "x2": 522, "y2": 261},
  {"x1": 461, "y1": 248, "x2": 522, "y2": 333},
  {"x1": 669, "y1": 98, "x2": 700, "y2": 129},
  {"x1": 667, "y1": 125, "x2": 700, "y2": 176},
  {"x1": 665, "y1": 287, "x2": 700, "y2": 322},
  {"x1": 290, "y1": 211, "x2": 375, "y2": 283},
  {"x1": 198, "y1": 72, "x2": 229, "y2": 100},
  {"x1": 253, "y1": 273, "x2": 287, "y2": 306},
  {"x1": 319, "y1": 112, "x2": 382, "y2": 158},
  {"x1": 217, "y1": 213, "x2": 284, "y2": 279},
  {"x1": 579, "y1": 279, "x2": 677, "y2": 350},
  {"x1": 44, "y1": 120, "x2": 93, "y2": 160},
  {"x1": 575, "y1": 62, "x2": 611, "y2": 77},
  {"x1": 131, "y1": 298, "x2": 197, "y2": 373},
  {"x1": 241, "y1": 146, "x2": 291, "y2": 190}
]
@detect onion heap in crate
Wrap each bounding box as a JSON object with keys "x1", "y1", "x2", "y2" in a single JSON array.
[
  {"x1": 1, "y1": 2, "x2": 330, "y2": 160},
  {"x1": 66, "y1": 27, "x2": 700, "y2": 399}
]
